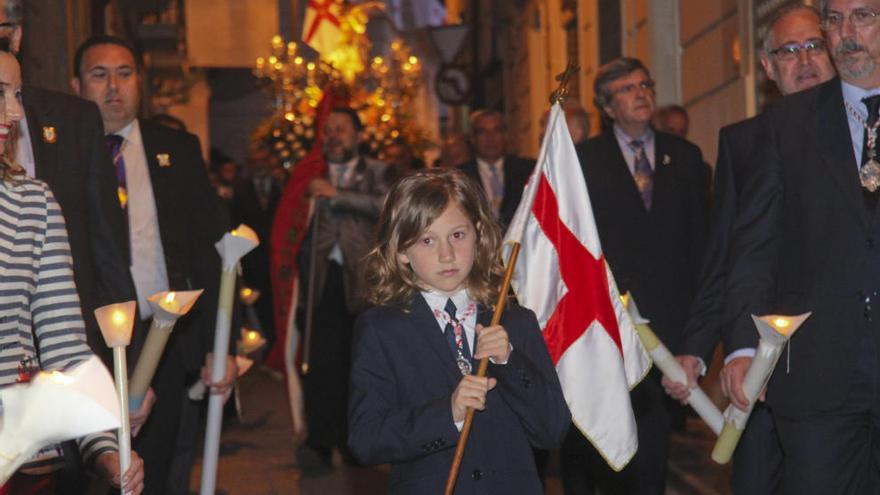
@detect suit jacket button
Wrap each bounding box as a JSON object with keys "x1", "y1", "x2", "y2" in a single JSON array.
[{"x1": 471, "y1": 469, "x2": 482, "y2": 480}]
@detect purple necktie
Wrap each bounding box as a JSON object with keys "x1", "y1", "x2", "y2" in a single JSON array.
[
  {"x1": 105, "y1": 134, "x2": 128, "y2": 211},
  {"x1": 630, "y1": 139, "x2": 653, "y2": 209}
]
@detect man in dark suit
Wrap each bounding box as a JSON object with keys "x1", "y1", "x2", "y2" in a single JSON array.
[
  {"x1": 662, "y1": 5, "x2": 836, "y2": 494},
  {"x1": 72, "y1": 35, "x2": 235, "y2": 494},
  {"x1": 562, "y1": 57, "x2": 708, "y2": 495},
  {"x1": 722, "y1": 0, "x2": 880, "y2": 491},
  {"x1": 459, "y1": 109, "x2": 534, "y2": 227}
]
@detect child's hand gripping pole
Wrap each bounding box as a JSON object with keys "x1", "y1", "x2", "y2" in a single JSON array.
[
  {"x1": 710, "y1": 313, "x2": 810, "y2": 464},
  {"x1": 444, "y1": 243, "x2": 520, "y2": 495}
]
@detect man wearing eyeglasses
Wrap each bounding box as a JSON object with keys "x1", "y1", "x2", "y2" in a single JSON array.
[
  {"x1": 662, "y1": 5, "x2": 836, "y2": 494},
  {"x1": 722, "y1": 0, "x2": 880, "y2": 491},
  {"x1": 561, "y1": 57, "x2": 708, "y2": 495}
]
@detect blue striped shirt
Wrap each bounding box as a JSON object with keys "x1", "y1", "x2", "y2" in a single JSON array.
[{"x1": 0, "y1": 177, "x2": 116, "y2": 474}]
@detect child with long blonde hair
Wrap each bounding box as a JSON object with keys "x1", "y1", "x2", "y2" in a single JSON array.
[{"x1": 348, "y1": 168, "x2": 570, "y2": 493}]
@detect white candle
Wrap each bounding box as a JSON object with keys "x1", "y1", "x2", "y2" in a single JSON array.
[
  {"x1": 94, "y1": 301, "x2": 137, "y2": 495},
  {"x1": 199, "y1": 225, "x2": 259, "y2": 495},
  {"x1": 128, "y1": 290, "x2": 203, "y2": 410},
  {"x1": 711, "y1": 312, "x2": 811, "y2": 463},
  {"x1": 623, "y1": 294, "x2": 725, "y2": 435}
]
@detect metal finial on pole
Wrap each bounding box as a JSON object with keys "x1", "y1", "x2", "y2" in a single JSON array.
[{"x1": 549, "y1": 63, "x2": 580, "y2": 105}]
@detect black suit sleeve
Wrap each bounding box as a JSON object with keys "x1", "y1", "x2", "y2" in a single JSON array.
[
  {"x1": 721, "y1": 124, "x2": 783, "y2": 353},
  {"x1": 489, "y1": 307, "x2": 570, "y2": 449},
  {"x1": 179, "y1": 133, "x2": 232, "y2": 373},
  {"x1": 348, "y1": 313, "x2": 463, "y2": 465},
  {"x1": 686, "y1": 145, "x2": 711, "y2": 288},
  {"x1": 681, "y1": 129, "x2": 738, "y2": 364},
  {"x1": 82, "y1": 101, "x2": 138, "y2": 364}
]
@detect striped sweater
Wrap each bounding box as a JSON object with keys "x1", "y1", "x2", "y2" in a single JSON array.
[{"x1": 0, "y1": 177, "x2": 116, "y2": 473}]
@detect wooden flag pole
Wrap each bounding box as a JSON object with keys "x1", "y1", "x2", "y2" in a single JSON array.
[
  {"x1": 444, "y1": 243, "x2": 520, "y2": 494},
  {"x1": 301, "y1": 199, "x2": 323, "y2": 375},
  {"x1": 548, "y1": 62, "x2": 579, "y2": 105}
]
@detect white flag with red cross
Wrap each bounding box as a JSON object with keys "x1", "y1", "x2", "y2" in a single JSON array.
[{"x1": 503, "y1": 104, "x2": 651, "y2": 471}]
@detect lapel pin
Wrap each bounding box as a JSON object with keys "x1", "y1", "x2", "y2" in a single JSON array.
[
  {"x1": 156, "y1": 153, "x2": 171, "y2": 167},
  {"x1": 662, "y1": 154, "x2": 672, "y2": 166},
  {"x1": 42, "y1": 126, "x2": 57, "y2": 144}
]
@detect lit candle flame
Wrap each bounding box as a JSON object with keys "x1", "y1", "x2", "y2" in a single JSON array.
[
  {"x1": 241, "y1": 288, "x2": 253, "y2": 298},
  {"x1": 164, "y1": 292, "x2": 176, "y2": 304},
  {"x1": 246, "y1": 331, "x2": 259, "y2": 342},
  {"x1": 111, "y1": 310, "x2": 127, "y2": 327},
  {"x1": 771, "y1": 317, "x2": 792, "y2": 335},
  {"x1": 48, "y1": 370, "x2": 74, "y2": 385}
]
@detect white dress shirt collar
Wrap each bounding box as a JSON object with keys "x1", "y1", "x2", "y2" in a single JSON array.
[
  {"x1": 420, "y1": 288, "x2": 476, "y2": 353},
  {"x1": 118, "y1": 118, "x2": 170, "y2": 319},
  {"x1": 113, "y1": 119, "x2": 137, "y2": 141}
]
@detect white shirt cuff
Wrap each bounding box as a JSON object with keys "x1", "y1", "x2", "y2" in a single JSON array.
[
  {"x1": 725, "y1": 348, "x2": 756, "y2": 364},
  {"x1": 488, "y1": 343, "x2": 514, "y2": 365},
  {"x1": 696, "y1": 358, "x2": 707, "y2": 376}
]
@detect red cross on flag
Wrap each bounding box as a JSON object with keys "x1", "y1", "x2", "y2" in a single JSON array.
[
  {"x1": 503, "y1": 104, "x2": 651, "y2": 471},
  {"x1": 302, "y1": 0, "x2": 343, "y2": 55}
]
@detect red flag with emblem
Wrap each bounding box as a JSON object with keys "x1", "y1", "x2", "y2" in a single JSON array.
[{"x1": 503, "y1": 104, "x2": 651, "y2": 471}]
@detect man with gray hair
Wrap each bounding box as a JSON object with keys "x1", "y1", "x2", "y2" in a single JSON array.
[
  {"x1": 663, "y1": 4, "x2": 836, "y2": 493},
  {"x1": 563, "y1": 57, "x2": 708, "y2": 494},
  {"x1": 723, "y1": 0, "x2": 880, "y2": 491}
]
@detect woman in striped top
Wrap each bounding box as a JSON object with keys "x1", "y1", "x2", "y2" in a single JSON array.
[{"x1": 0, "y1": 50, "x2": 144, "y2": 494}]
